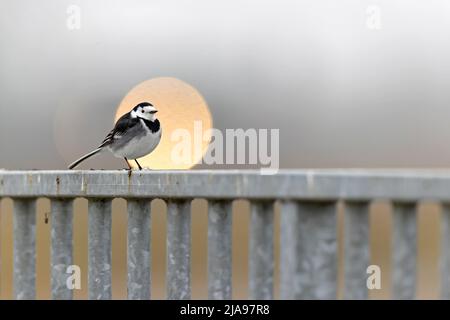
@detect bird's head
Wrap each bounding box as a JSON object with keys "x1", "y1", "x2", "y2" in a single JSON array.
[{"x1": 131, "y1": 102, "x2": 158, "y2": 121}]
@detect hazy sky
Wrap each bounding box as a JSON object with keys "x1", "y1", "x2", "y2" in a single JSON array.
[{"x1": 1, "y1": 0, "x2": 450, "y2": 169}]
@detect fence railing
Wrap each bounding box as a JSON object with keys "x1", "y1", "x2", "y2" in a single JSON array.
[{"x1": 1, "y1": 169, "x2": 450, "y2": 299}]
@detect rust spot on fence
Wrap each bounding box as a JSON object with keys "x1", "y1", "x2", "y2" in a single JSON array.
[
  {"x1": 128, "y1": 170, "x2": 133, "y2": 193},
  {"x1": 56, "y1": 176, "x2": 60, "y2": 195},
  {"x1": 27, "y1": 174, "x2": 33, "y2": 193}
]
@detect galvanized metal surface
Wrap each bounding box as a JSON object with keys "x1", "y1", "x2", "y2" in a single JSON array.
[
  {"x1": 127, "y1": 199, "x2": 151, "y2": 300},
  {"x1": 343, "y1": 202, "x2": 370, "y2": 300},
  {"x1": 3, "y1": 169, "x2": 450, "y2": 201},
  {"x1": 392, "y1": 202, "x2": 417, "y2": 300},
  {"x1": 0, "y1": 170, "x2": 442, "y2": 300},
  {"x1": 208, "y1": 201, "x2": 232, "y2": 300},
  {"x1": 88, "y1": 199, "x2": 112, "y2": 300},
  {"x1": 13, "y1": 199, "x2": 36, "y2": 300},
  {"x1": 280, "y1": 201, "x2": 337, "y2": 299},
  {"x1": 166, "y1": 200, "x2": 191, "y2": 300},
  {"x1": 249, "y1": 201, "x2": 274, "y2": 300},
  {"x1": 51, "y1": 199, "x2": 74, "y2": 300}
]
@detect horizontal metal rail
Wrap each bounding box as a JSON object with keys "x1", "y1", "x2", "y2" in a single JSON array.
[
  {"x1": 1, "y1": 170, "x2": 449, "y2": 300},
  {"x1": 2, "y1": 169, "x2": 450, "y2": 200}
]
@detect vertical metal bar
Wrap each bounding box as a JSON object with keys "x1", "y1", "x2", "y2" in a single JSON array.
[
  {"x1": 0, "y1": 199, "x2": 2, "y2": 298},
  {"x1": 441, "y1": 204, "x2": 450, "y2": 299},
  {"x1": 51, "y1": 199, "x2": 74, "y2": 300},
  {"x1": 166, "y1": 199, "x2": 191, "y2": 300},
  {"x1": 13, "y1": 198, "x2": 36, "y2": 300},
  {"x1": 249, "y1": 201, "x2": 274, "y2": 300},
  {"x1": 392, "y1": 202, "x2": 417, "y2": 300},
  {"x1": 280, "y1": 201, "x2": 337, "y2": 299},
  {"x1": 208, "y1": 200, "x2": 232, "y2": 300},
  {"x1": 127, "y1": 199, "x2": 151, "y2": 300},
  {"x1": 88, "y1": 199, "x2": 112, "y2": 300},
  {"x1": 343, "y1": 201, "x2": 370, "y2": 299}
]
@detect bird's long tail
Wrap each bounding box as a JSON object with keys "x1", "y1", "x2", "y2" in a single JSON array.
[{"x1": 68, "y1": 148, "x2": 103, "y2": 169}]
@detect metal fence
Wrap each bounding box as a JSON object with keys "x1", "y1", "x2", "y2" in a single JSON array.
[{"x1": 1, "y1": 169, "x2": 450, "y2": 300}]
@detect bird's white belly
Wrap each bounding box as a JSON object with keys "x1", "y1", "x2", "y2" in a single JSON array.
[{"x1": 110, "y1": 131, "x2": 161, "y2": 159}]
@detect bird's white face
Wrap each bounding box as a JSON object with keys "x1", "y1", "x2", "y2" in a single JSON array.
[{"x1": 131, "y1": 105, "x2": 158, "y2": 121}]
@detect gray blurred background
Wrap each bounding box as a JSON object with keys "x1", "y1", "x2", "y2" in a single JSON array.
[{"x1": 2, "y1": 0, "x2": 450, "y2": 169}]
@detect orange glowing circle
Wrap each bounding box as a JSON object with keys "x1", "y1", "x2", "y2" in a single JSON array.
[{"x1": 115, "y1": 77, "x2": 212, "y2": 169}]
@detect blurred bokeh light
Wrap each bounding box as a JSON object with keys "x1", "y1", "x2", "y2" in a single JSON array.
[{"x1": 114, "y1": 77, "x2": 212, "y2": 169}]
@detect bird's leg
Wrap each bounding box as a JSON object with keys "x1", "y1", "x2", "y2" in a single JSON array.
[
  {"x1": 135, "y1": 159, "x2": 143, "y2": 170},
  {"x1": 124, "y1": 157, "x2": 132, "y2": 170}
]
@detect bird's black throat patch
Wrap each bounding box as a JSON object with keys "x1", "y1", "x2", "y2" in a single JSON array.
[{"x1": 142, "y1": 118, "x2": 160, "y2": 133}]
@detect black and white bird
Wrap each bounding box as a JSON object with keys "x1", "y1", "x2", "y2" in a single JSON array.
[{"x1": 68, "y1": 102, "x2": 162, "y2": 170}]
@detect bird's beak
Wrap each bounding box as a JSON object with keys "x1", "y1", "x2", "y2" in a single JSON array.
[{"x1": 145, "y1": 106, "x2": 158, "y2": 114}]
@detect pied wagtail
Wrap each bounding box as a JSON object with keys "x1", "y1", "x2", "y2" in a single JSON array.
[{"x1": 68, "y1": 102, "x2": 162, "y2": 170}]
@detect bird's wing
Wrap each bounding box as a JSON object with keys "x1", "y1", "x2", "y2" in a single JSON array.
[{"x1": 98, "y1": 113, "x2": 139, "y2": 148}]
